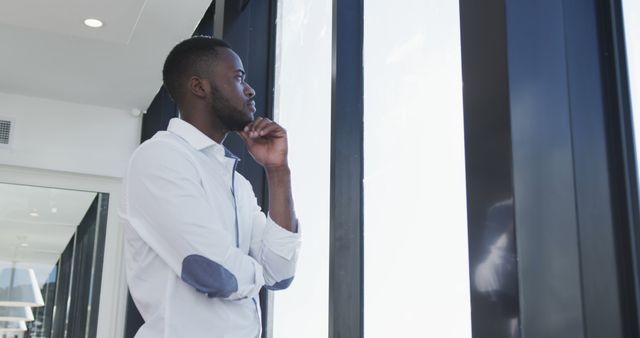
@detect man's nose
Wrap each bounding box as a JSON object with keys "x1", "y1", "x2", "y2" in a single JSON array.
[{"x1": 244, "y1": 83, "x2": 256, "y2": 98}]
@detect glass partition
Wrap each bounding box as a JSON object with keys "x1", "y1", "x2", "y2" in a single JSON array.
[{"x1": 0, "y1": 183, "x2": 107, "y2": 338}]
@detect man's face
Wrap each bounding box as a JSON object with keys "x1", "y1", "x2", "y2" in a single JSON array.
[{"x1": 207, "y1": 48, "x2": 256, "y2": 131}]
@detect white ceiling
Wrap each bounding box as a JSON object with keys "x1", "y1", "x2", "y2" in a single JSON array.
[{"x1": 0, "y1": 0, "x2": 212, "y2": 110}]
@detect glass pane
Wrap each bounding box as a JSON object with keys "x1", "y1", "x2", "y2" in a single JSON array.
[
  {"x1": 0, "y1": 183, "x2": 107, "y2": 338},
  {"x1": 271, "y1": 1, "x2": 332, "y2": 337},
  {"x1": 363, "y1": 1, "x2": 472, "y2": 337},
  {"x1": 624, "y1": 0, "x2": 640, "y2": 180}
]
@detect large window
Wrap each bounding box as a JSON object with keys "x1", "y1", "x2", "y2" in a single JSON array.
[
  {"x1": 363, "y1": 1, "x2": 471, "y2": 337},
  {"x1": 271, "y1": 1, "x2": 332, "y2": 337}
]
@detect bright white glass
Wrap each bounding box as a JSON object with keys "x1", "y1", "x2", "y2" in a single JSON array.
[
  {"x1": 363, "y1": 1, "x2": 472, "y2": 337},
  {"x1": 271, "y1": 1, "x2": 331, "y2": 337},
  {"x1": 624, "y1": 0, "x2": 640, "y2": 189}
]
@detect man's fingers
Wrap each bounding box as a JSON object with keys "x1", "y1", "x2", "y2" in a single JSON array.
[
  {"x1": 241, "y1": 117, "x2": 286, "y2": 140},
  {"x1": 257, "y1": 123, "x2": 282, "y2": 137},
  {"x1": 243, "y1": 121, "x2": 255, "y2": 133},
  {"x1": 247, "y1": 118, "x2": 283, "y2": 138},
  {"x1": 251, "y1": 117, "x2": 270, "y2": 132}
]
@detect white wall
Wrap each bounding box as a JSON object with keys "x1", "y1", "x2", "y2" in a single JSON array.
[{"x1": 0, "y1": 91, "x2": 141, "y2": 178}]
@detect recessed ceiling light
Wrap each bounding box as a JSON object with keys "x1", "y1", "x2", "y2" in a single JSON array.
[
  {"x1": 51, "y1": 207, "x2": 57, "y2": 213},
  {"x1": 84, "y1": 18, "x2": 103, "y2": 28},
  {"x1": 20, "y1": 243, "x2": 29, "y2": 247},
  {"x1": 29, "y1": 210, "x2": 39, "y2": 217}
]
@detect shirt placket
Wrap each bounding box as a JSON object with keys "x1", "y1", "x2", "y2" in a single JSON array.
[
  {"x1": 207, "y1": 147, "x2": 261, "y2": 335},
  {"x1": 204, "y1": 146, "x2": 241, "y2": 249},
  {"x1": 221, "y1": 148, "x2": 241, "y2": 249},
  {"x1": 222, "y1": 151, "x2": 261, "y2": 337},
  {"x1": 229, "y1": 157, "x2": 240, "y2": 248}
]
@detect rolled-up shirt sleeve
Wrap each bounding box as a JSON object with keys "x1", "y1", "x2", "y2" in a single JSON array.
[
  {"x1": 124, "y1": 140, "x2": 264, "y2": 300},
  {"x1": 248, "y1": 198, "x2": 301, "y2": 291}
]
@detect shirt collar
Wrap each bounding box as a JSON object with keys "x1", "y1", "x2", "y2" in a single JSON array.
[
  {"x1": 167, "y1": 118, "x2": 215, "y2": 150},
  {"x1": 166, "y1": 118, "x2": 239, "y2": 161}
]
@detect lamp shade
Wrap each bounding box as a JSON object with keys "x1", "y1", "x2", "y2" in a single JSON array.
[
  {"x1": 0, "y1": 267, "x2": 44, "y2": 307},
  {"x1": 0, "y1": 306, "x2": 34, "y2": 322},
  {"x1": 0, "y1": 320, "x2": 27, "y2": 332}
]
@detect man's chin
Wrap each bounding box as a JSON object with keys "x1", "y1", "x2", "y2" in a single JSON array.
[
  {"x1": 234, "y1": 117, "x2": 253, "y2": 131},
  {"x1": 243, "y1": 112, "x2": 256, "y2": 126}
]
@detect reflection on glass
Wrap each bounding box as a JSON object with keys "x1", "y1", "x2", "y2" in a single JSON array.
[
  {"x1": 0, "y1": 183, "x2": 107, "y2": 338},
  {"x1": 30, "y1": 267, "x2": 56, "y2": 338},
  {"x1": 0, "y1": 320, "x2": 27, "y2": 335},
  {"x1": 472, "y1": 199, "x2": 519, "y2": 338},
  {"x1": 0, "y1": 267, "x2": 44, "y2": 307},
  {"x1": 0, "y1": 307, "x2": 33, "y2": 322}
]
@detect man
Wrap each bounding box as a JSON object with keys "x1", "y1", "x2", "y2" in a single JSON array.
[{"x1": 120, "y1": 36, "x2": 300, "y2": 338}]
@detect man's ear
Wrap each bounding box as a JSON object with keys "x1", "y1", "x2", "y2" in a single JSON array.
[{"x1": 189, "y1": 76, "x2": 209, "y2": 99}]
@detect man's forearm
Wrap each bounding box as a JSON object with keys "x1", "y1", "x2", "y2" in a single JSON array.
[{"x1": 265, "y1": 165, "x2": 297, "y2": 233}]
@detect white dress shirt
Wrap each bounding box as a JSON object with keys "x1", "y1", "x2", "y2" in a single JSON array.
[{"x1": 120, "y1": 118, "x2": 301, "y2": 338}]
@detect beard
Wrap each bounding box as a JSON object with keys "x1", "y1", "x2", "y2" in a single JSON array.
[{"x1": 211, "y1": 86, "x2": 254, "y2": 132}]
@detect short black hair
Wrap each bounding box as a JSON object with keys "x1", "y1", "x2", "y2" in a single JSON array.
[{"x1": 162, "y1": 36, "x2": 232, "y2": 105}]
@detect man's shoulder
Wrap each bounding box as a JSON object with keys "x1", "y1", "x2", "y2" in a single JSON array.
[
  {"x1": 128, "y1": 131, "x2": 198, "y2": 168},
  {"x1": 134, "y1": 131, "x2": 192, "y2": 156}
]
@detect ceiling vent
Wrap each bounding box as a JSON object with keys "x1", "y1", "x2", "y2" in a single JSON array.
[{"x1": 0, "y1": 119, "x2": 13, "y2": 146}]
